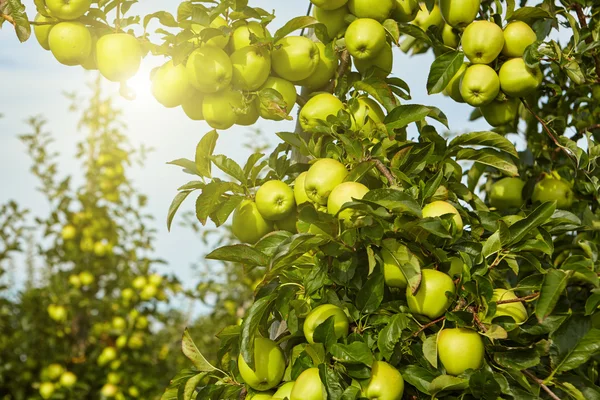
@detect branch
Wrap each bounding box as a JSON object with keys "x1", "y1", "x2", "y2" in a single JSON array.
[
  {"x1": 468, "y1": 306, "x2": 488, "y2": 333},
  {"x1": 522, "y1": 370, "x2": 562, "y2": 400},
  {"x1": 295, "y1": 94, "x2": 307, "y2": 108},
  {"x1": 325, "y1": 49, "x2": 351, "y2": 94},
  {"x1": 496, "y1": 292, "x2": 539, "y2": 305},
  {"x1": 372, "y1": 158, "x2": 397, "y2": 186},
  {"x1": 572, "y1": 3, "x2": 600, "y2": 82},
  {"x1": 0, "y1": 12, "x2": 15, "y2": 26},
  {"x1": 412, "y1": 316, "x2": 446, "y2": 337}
]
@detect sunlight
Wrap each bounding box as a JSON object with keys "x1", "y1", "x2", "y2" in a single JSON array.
[{"x1": 120, "y1": 59, "x2": 162, "y2": 104}]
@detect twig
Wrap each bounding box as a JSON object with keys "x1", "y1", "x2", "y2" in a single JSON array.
[
  {"x1": 0, "y1": 12, "x2": 15, "y2": 26},
  {"x1": 522, "y1": 370, "x2": 562, "y2": 400},
  {"x1": 372, "y1": 158, "x2": 397, "y2": 186},
  {"x1": 115, "y1": 0, "x2": 121, "y2": 32},
  {"x1": 295, "y1": 95, "x2": 308, "y2": 108},
  {"x1": 469, "y1": 307, "x2": 488, "y2": 333},
  {"x1": 572, "y1": 3, "x2": 600, "y2": 82},
  {"x1": 299, "y1": 2, "x2": 313, "y2": 37},
  {"x1": 496, "y1": 292, "x2": 539, "y2": 305},
  {"x1": 325, "y1": 49, "x2": 351, "y2": 94},
  {"x1": 412, "y1": 316, "x2": 446, "y2": 337}
]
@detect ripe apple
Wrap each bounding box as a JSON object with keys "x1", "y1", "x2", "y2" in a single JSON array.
[
  {"x1": 190, "y1": 16, "x2": 230, "y2": 49},
  {"x1": 231, "y1": 46, "x2": 271, "y2": 91},
  {"x1": 348, "y1": 0, "x2": 394, "y2": 21},
  {"x1": 459, "y1": 64, "x2": 500, "y2": 107},
  {"x1": 68, "y1": 274, "x2": 81, "y2": 287},
  {"x1": 381, "y1": 241, "x2": 410, "y2": 289},
  {"x1": 140, "y1": 284, "x2": 158, "y2": 300},
  {"x1": 181, "y1": 90, "x2": 205, "y2": 121},
  {"x1": 255, "y1": 180, "x2": 296, "y2": 221},
  {"x1": 303, "y1": 304, "x2": 349, "y2": 343},
  {"x1": 247, "y1": 393, "x2": 274, "y2": 400},
  {"x1": 96, "y1": 33, "x2": 142, "y2": 82},
  {"x1": 462, "y1": 20, "x2": 504, "y2": 64},
  {"x1": 499, "y1": 58, "x2": 543, "y2": 98},
  {"x1": 438, "y1": 328, "x2": 485, "y2": 375},
  {"x1": 272, "y1": 36, "x2": 320, "y2": 82},
  {"x1": 480, "y1": 97, "x2": 518, "y2": 127},
  {"x1": 413, "y1": 3, "x2": 443, "y2": 31},
  {"x1": 232, "y1": 199, "x2": 274, "y2": 244},
  {"x1": 439, "y1": 0, "x2": 481, "y2": 28},
  {"x1": 531, "y1": 175, "x2": 574, "y2": 209},
  {"x1": 502, "y1": 21, "x2": 537, "y2": 58},
  {"x1": 259, "y1": 77, "x2": 297, "y2": 120},
  {"x1": 112, "y1": 316, "x2": 127, "y2": 331},
  {"x1": 364, "y1": 361, "x2": 404, "y2": 400},
  {"x1": 443, "y1": 62, "x2": 468, "y2": 103},
  {"x1": 311, "y1": 0, "x2": 348, "y2": 10},
  {"x1": 236, "y1": 96, "x2": 260, "y2": 126},
  {"x1": 46, "y1": 0, "x2": 91, "y2": 20},
  {"x1": 39, "y1": 382, "x2": 55, "y2": 399},
  {"x1": 293, "y1": 172, "x2": 310, "y2": 205},
  {"x1": 290, "y1": 368, "x2": 323, "y2": 400},
  {"x1": 79, "y1": 271, "x2": 94, "y2": 286},
  {"x1": 186, "y1": 46, "x2": 233, "y2": 93},
  {"x1": 61, "y1": 224, "x2": 77, "y2": 240},
  {"x1": 273, "y1": 381, "x2": 295, "y2": 400},
  {"x1": 128, "y1": 333, "x2": 144, "y2": 349},
  {"x1": 81, "y1": 30, "x2": 100, "y2": 70},
  {"x1": 345, "y1": 18, "x2": 387, "y2": 60},
  {"x1": 314, "y1": 5, "x2": 349, "y2": 39},
  {"x1": 442, "y1": 24, "x2": 459, "y2": 48},
  {"x1": 422, "y1": 200, "x2": 463, "y2": 230},
  {"x1": 132, "y1": 276, "x2": 147, "y2": 290},
  {"x1": 327, "y1": 181, "x2": 369, "y2": 221},
  {"x1": 274, "y1": 209, "x2": 298, "y2": 233},
  {"x1": 392, "y1": 0, "x2": 419, "y2": 22},
  {"x1": 406, "y1": 269, "x2": 455, "y2": 319},
  {"x1": 136, "y1": 315, "x2": 149, "y2": 329},
  {"x1": 238, "y1": 337, "x2": 286, "y2": 391},
  {"x1": 48, "y1": 22, "x2": 92, "y2": 66},
  {"x1": 485, "y1": 288, "x2": 528, "y2": 323},
  {"x1": 98, "y1": 347, "x2": 117, "y2": 366},
  {"x1": 47, "y1": 304, "x2": 67, "y2": 322},
  {"x1": 202, "y1": 89, "x2": 243, "y2": 130},
  {"x1": 304, "y1": 158, "x2": 348, "y2": 205},
  {"x1": 101, "y1": 383, "x2": 118, "y2": 398},
  {"x1": 489, "y1": 177, "x2": 525, "y2": 209},
  {"x1": 230, "y1": 21, "x2": 270, "y2": 52},
  {"x1": 46, "y1": 363, "x2": 65, "y2": 380},
  {"x1": 350, "y1": 96, "x2": 385, "y2": 132},
  {"x1": 59, "y1": 371, "x2": 77, "y2": 387},
  {"x1": 94, "y1": 241, "x2": 112, "y2": 257},
  {"x1": 354, "y1": 42, "x2": 393, "y2": 78},
  {"x1": 297, "y1": 42, "x2": 337, "y2": 90},
  {"x1": 151, "y1": 61, "x2": 193, "y2": 108},
  {"x1": 299, "y1": 93, "x2": 344, "y2": 132},
  {"x1": 34, "y1": 13, "x2": 55, "y2": 51}
]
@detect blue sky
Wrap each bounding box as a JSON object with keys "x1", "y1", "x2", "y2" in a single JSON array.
[{"x1": 0, "y1": 1, "x2": 489, "y2": 293}]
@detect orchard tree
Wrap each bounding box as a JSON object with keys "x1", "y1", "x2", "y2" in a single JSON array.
[{"x1": 2, "y1": 0, "x2": 600, "y2": 400}]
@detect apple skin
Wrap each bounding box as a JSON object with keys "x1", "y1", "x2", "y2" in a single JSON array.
[
  {"x1": 459, "y1": 64, "x2": 500, "y2": 107},
  {"x1": 485, "y1": 288, "x2": 528, "y2": 323},
  {"x1": 232, "y1": 199, "x2": 274, "y2": 244},
  {"x1": 350, "y1": 96, "x2": 385, "y2": 132},
  {"x1": 392, "y1": 0, "x2": 419, "y2": 23},
  {"x1": 532, "y1": 176, "x2": 574, "y2": 209},
  {"x1": 294, "y1": 172, "x2": 310, "y2": 205},
  {"x1": 230, "y1": 21, "x2": 270, "y2": 52},
  {"x1": 314, "y1": 5, "x2": 349, "y2": 39},
  {"x1": 274, "y1": 209, "x2": 298, "y2": 233},
  {"x1": 304, "y1": 304, "x2": 349, "y2": 343},
  {"x1": 96, "y1": 33, "x2": 142, "y2": 82},
  {"x1": 46, "y1": 0, "x2": 91, "y2": 20},
  {"x1": 238, "y1": 337, "x2": 286, "y2": 391},
  {"x1": 191, "y1": 16, "x2": 230, "y2": 49},
  {"x1": 181, "y1": 90, "x2": 205, "y2": 121},
  {"x1": 499, "y1": 58, "x2": 543, "y2": 98},
  {"x1": 247, "y1": 393, "x2": 274, "y2": 400},
  {"x1": 480, "y1": 97, "x2": 518, "y2": 127},
  {"x1": 59, "y1": 371, "x2": 77, "y2": 387},
  {"x1": 231, "y1": 46, "x2": 272, "y2": 91},
  {"x1": 34, "y1": 13, "x2": 55, "y2": 51},
  {"x1": 310, "y1": 0, "x2": 348, "y2": 11},
  {"x1": 202, "y1": 89, "x2": 243, "y2": 130},
  {"x1": 186, "y1": 46, "x2": 233, "y2": 93},
  {"x1": 443, "y1": 62, "x2": 468, "y2": 103},
  {"x1": 442, "y1": 24, "x2": 459, "y2": 49},
  {"x1": 81, "y1": 30, "x2": 100, "y2": 70},
  {"x1": 355, "y1": 42, "x2": 393, "y2": 78},
  {"x1": 422, "y1": 200, "x2": 463, "y2": 230},
  {"x1": 413, "y1": 4, "x2": 443, "y2": 31},
  {"x1": 46, "y1": 363, "x2": 65, "y2": 380},
  {"x1": 48, "y1": 22, "x2": 92, "y2": 66},
  {"x1": 489, "y1": 177, "x2": 525, "y2": 209},
  {"x1": 381, "y1": 242, "x2": 410, "y2": 289},
  {"x1": 439, "y1": 0, "x2": 481, "y2": 28},
  {"x1": 272, "y1": 36, "x2": 320, "y2": 82},
  {"x1": 462, "y1": 21, "x2": 504, "y2": 64},
  {"x1": 348, "y1": 0, "x2": 394, "y2": 22},
  {"x1": 502, "y1": 21, "x2": 537, "y2": 58},
  {"x1": 345, "y1": 18, "x2": 387, "y2": 60},
  {"x1": 327, "y1": 181, "x2": 369, "y2": 221},
  {"x1": 273, "y1": 381, "x2": 295, "y2": 400},
  {"x1": 299, "y1": 93, "x2": 344, "y2": 132},
  {"x1": 236, "y1": 96, "x2": 260, "y2": 126},
  {"x1": 297, "y1": 42, "x2": 337, "y2": 90},
  {"x1": 62, "y1": 224, "x2": 77, "y2": 240},
  {"x1": 290, "y1": 368, "x2": 323, "y2": 400},
  {"x1": 39, "y1": 382, "x2": 55, "y2": 400},
  {"x1": 304, "y1": 158, "x2": 348, "y2": 205},
  {"x1": 151, "y1": 61, "x2": 193, "y2": 108},
  {"x1": 364, "y1": 361, "x2": 404, "y2": 400},
  {"x1": 79, "y1": 271, "x2": 94, "y2": 286},
  {"x1": 438, "y1": 328, "x2": 485, "y2": 375},
  {"x1": 406, "y1": 269, "x2": 455, "y2": 319},
  {"x1": 259, "y1": 77, "x2": 297, "y2": 120},
  {"x1": 255, "y1": 180, "x2": 296, "y2": 221}
]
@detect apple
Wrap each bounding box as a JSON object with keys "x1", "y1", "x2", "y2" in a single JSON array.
[
  {"x1": 502, "y1": 21, "x2": 537, "y2": 58},
  {"x1": 46, "y1": 0, "x2": 91, "y2": 20},
  {"x1": 531, "y1": 175, "x2": 574, "y2": 209},
  {"x1": 98, "y1": 347, "x2": 117, "y2": 365},
  {"x1": 247, "y1": 393, "x2": 274, "y2": 400},
  {"x1": 274, "y1": 209, "x2": 298, "y2": 233},
  {"x1": 128, "y1": 333, "x2": 144, "y2": 349},
  {"x1": 238, "y1": 337, "x2": 286, "y2": 391},
  {"x1": 61, "y1": 224, "x2": 77, "y2": 240},
  {"x1": 480, "y1": 97, "x2": 518, "y2": 127},
  {"x1": 438, "y1": 328, "x2": 485, "y2": 375},
  {"x1": 310, "y1": 0, "x2": 348, "y2": 10},
  {"x1": 136, "y1": 315, "x2": 149, "y2": 329},
  {"x1": 345, "y1": 18, "x2": 387, "y2": 60},
  {"x1": 297, "y1": 42, "x2": 337, "y2": 90},
  {"x1": 230, "y1": 21, "x2": 270, "y2": 52},
  {"x1": 128, "y1": 387, "x2": 140, "y2": 398},
  {"x1": 413, "y1": 3, "x2": 443, "y2": 31},
  {"x1": 186, "y1": 46, "x2": 233, "y2": 93},
  {"x1": 59, "y1": 371, "x2": 77, "y2": 387},
  {"x1": 81, "y1": 30, "x2": 100, "y2": 70},
  {"x1": 112, "y1": 316, "x2": 127, "y2": 331},
  {"x1": 68, "y1": 274, "x2": 81, "y2": 287},
  {"x1": 232, "y1": 199, "x2": 274, "y2": 244},
  {"x1": 46, "y1": 363, "x2": 65, "y2": 380},
  {"x1": 34, "y1": 13, "x2": 55, "y2": 51},
  {"x1": 348, "y1": 0, "x2": 394, "y2": 21},
  {"x1": 101, "y1": 383, "x2": 118, "y2": 398},
  {"x1": 462, "y1": 20, "x2": 504, "y2": 64},
  {"x1": 290, "y1": 368, "x2": 323, "y2": 400},
  {"x1": 392, "y1": 0, "x2": 419, "y2": 23},
  {"x1": 485, "y1": 288, "x2": 528, "y2": 323},
  {"x1": 39, "y1": 382, "x2": 55, "y2": 399},
  {"x1": 140, "y1": 284, "x2": 158, "y2": 300},
  {"x1": 443, "y1": 62, "x2": 467, "y2": 103},
  {"x1": 304, "y1": 158, "x2": 348, "y2": 205},
  {"x1": 259, "y1": 77, "x2": 297, "y2": 120},
  {"x1": 381, "y1": 241, "x2": 410, "y2": 289},
  {"x1": 293, "y1": 172, "x2": 310, "y2": 205},
  {"x1": 132, "y1": 276, "x2": 147, "y2": 290},
  {"x1": 231, "y1": 46, "x2": 272, "y2": 91},
  {"x1": 80, "y1": 237, "x2": 94, "y2": 252},
  {"x1": 350, "y1": 96, "x2": 385, "y2": 132},
  {"x1": 236, "y1": 96, "x2": 260, "y2": 126},
  {"x1": 489, "y1": 177, "x2": 525, "y2": 209},
  {"x1": 459, "y1": 64, "x2": 500, "y2": 107},
  {"x1": 327, "y1": 181, "x2": 369, "y2": 221},
  {"x1": 190, "y1": 16, "x2": 230, "y2": 49},
  {"x1": 422, "y1": 200, "x2": 463, "y2": 230},
  {"x1": 79, "y1": 271, "x2": 94, "y2": 286},
  {"x1": 406, "y1": 269, "x2": 455, "y2": 319},
  {"x1": 255, "y1": 180, "x2": 296, "y2": 221},
  {"x1": 48, "y1": 304, "x2": 67, "y2": 322},
  {"x1": 313, "y1": 5, "x2": 349, "y2": 39},
  {"x1": 202, "y1": 89, "x2": 244, "y2": 130},
  {"x1": 94, "y1": 241, "x2": 112, "y2": 257},
  {"x1": 151, "y1": 61, "x2": 193, "y2": 108},
  {"x1": 442, "y1": 24, "x2": 459, "y2": 49},
  {"x1": 272, "y1": 36, "x2": 320, "y2": 82},
  {"x1": 299, "y1": 93, "x2": 344, "y2": 132},
  {"x1": 181, "y1": 90, "x2": 205, "y2": 121},
  {"x1": 303, "y1": 304, "x2": 349, "y2": 343},
  {"x1": 116, "y1": 335, "x2": 127, "y2": 349},
  {"x1": 272, "y1": 381, "x2": 295, "y2": 400},
  {"x1": 354, "y1": 42, "x2": 393, "y2": 78},
  {"x1": 498, "y1": 58, "x2": 543, "y2": 98},
  {"x1": 107, "y1": 372, "x2": 121, "y2": 384},
  {"x1": 96, "y1": 33, "x2": 142, "y2": 82},
  {"x1": 48, "y1": 22, "x2": 92, "y2": 66},
  {"x1": 364, "y1": 361, "x2": 404, "y2": 400},
  {"x1": 439, "y1": 0, "x2": 481, "y2": 28}
]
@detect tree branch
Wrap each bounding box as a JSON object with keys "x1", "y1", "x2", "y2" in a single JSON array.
[
  {"x1": 372, "y1": 158, "x2": 397, "y2": 186},
  {"x1": 496, "y1": 292, "x2": 539, "y2": 305},
  {"x1": 412, "y1": 316, "x2": 446, "y2": 337},
  {"x1": 522, "y1": 370, "x2": 562, "y2": 400},
  {"x1": 0, "y1": 12, "x2": 15, "y2": 26},
  {"x1": 572, "y1": 3, "x2": 600, "y2": 82},
  {"x1": 325, "y1": 49, "x2": 351, "y2": 94}
]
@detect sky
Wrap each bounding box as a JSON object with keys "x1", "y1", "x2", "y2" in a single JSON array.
[{"x1": 0, "y1": 1, "x2": 490, "y2": 296}]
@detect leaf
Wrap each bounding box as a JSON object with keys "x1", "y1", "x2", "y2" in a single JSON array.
[
  {"x1": 312, "y1": 316, "x2": 338, "y2": 349},
  {"x1": 0, "y1": 0, "x2": 31, "y2": 42},
  {"x1": 494, "y1": 349, "x2": 541, "y2": 370},
  {"x1": 377, "y1": 314, "x2": 410, "y2": 360},
  {"x1": 506, "y1": 202, "x2": 556, "y2": 247},
  {"x1": 385, "y1": 104, "x2": 449, "y2": 131},
  {"x1": 210, "y1": 155, "x2": 246, "y2": 183},
  {"x1": 482, "y1": 230, "x2": 502, "y2": 258},
  {"x1": 184, "y1": 373, "x2": 207, "y2": 400},
  {"x1": 550, "y1": 316, "x2": 600, "y2": 374},
  {"x1": 354, "y1": 78, "x2": 399, "y2": 112},
  {"x1": 361, "y1": 189, "x2": 422, "y2": 217},
  {"x1": 450, "y1": 131, "x2": 519, "y2": 158},
  {"x1": 423, "y1": 335, "x2": 438, "y2": 368},
  {"x1": 167, "y1": 190, "x2": 193, "y2": 231},
  {"x1": 205, "y1": 244, "x2": 268, "y2": 266},
  {"x1": 429, "y1": 375, "x2": 469, "y2": 395},
  {"x1": 399, "y1": 365, "x2": 436, "y2": 395},
  {"x1": 274, "y1": 16, "x2": 326, "y2": 41},
  {"x1": 356, "y1": 273, "x2": 384, "y2": 314},
  {"x1": 427, "y1": 51, "x2": 465, "y2": 95},
  {"x1": 456, "y1": 148, "x2": 518, "y2": 176},
  {"x1": 181, "y1": 329, "x2": 217, "y2": 372},
  {"x1": 330, "y1": 342, "x2": 373, "y2": 366},
  {"x1": 143, "y1": 11, "x2": 178, "y2": 29},
  {"x1": 508, "y1": 6, "x2": 553, "y2": 23},
  {"x1": 167, "y1": 158, "x2": 199, "y2": 175},
  {"x1": 195, "y1": 181, "x2": 241, "y2": 225},
  {"x1": 240, "y1": 294, "x2": 276, "y2": 369},
  {"x1": 195, "y1": 130, "x2": 218, "y2": 178},
  {"x1": 535, "y1": 269, "x2": 568, "y2": 322},
  {"x1": 381, "y1": 239, "x2": 421, "y2": 294}
]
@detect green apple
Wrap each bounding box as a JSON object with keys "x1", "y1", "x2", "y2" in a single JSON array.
[
  {"x1": 247, "y1": 393, "x2": 274, "y2": 400},
  {"x1": 140, "y1": 284, "x2": 158, "y2": 300},
  {"x1": 459, "y1": 64, "x2": 500, "y2": 107},
  {"x1": 47, "y1": 363, "x2": 65, "y2": 380},
  {"x1": 81, "y1": 30, "x2": 100, "y2": 70},
  {"x1": 255, "y1": 180, "x2": 296, "y2": 221},
  {"x1": 406, "y1": 269, "x2": 455, "y2": 319},
  {"x1": 443, "y1": 62, "x2": 467, "y2": 103},
  {"x1": 442, "y1": 23, "x2": 459, "y2": 48},
  {"x1": 310, "y1": 0, "x2": 348, "y2": 11},
  {"x1": 190, "y1": 16, "x2": 230, "y2": 49},
  {"x1": 489, "y1": 177, "x2": 524, "y2": 209},
  {"x1": 46, "y1": 0, "x2": 91, "y2": 20},
  {"x1": 68, "y1": 274, "x2": 81, "y2": 287},
  {"x1": 112, "y1": 316, "x2": 127, "y2": 330},
  {"x1": 128, "y1": 333, "x2": 144, "y2": 349},
  {"x1": 101, "y1": 383, "x2": 118, "y2": 398},
  {"x1": 151, "y1": 61, "x2": 193, "y2": 108},
  {"x1": 303, "y1": 304, "x2": 349, "y2": 344},
  {"x1": 354, "y1": 42, "x2": 393, "y2": 78},
  {"x1": 486, "y1": 288, "x2": 528, "y2": 323},
  {"x1": 230, "y1": 21, "x2": 270, "y2": 52},
  {"x1": 314, "y1": 5, "x2": 349, "y2": 39},
  {"x1": 34, "y1": 13, "x2": 56, "y2": 51},
  {"x1": 94, "y1": 241, "x2": 112, "y2": 257},
  {"x1": 439, "y1": 0, "x2": 481, "y2": 28},
  {"x1": 272, "y1": 36, "x2": 320, "y2": 82},
  {"x1": 236, "y1": 96, "x2": 260, "y2": 126},
  {"x1": 297, "y1": 42, "x2": 337, "y2": 90},
  {"x1": 392, "y1": 0, "x2": 419, "y2": 23},
  {"x1": 121, "y1": 287, "x2": 135, "y2": 301},
  {"x1": 59, "y1": 371, "x2": 77, "y2": 387},
  {"x1": 327, "y1": 181, "x2": 369, "y2": 221},
  {"x1": 304, "y1": 158, "x2": 348, "y2": 205},
  {"x1": 128, "y1": 387, "x2": 140, "y2": 398},
  {"x1": 480, "y1": 97, "x2": 518, "y2": 126},
  {"x1": 202, "y1": 89, "x2": 243, "y2": 130},
  {"x1": 348, "y1": 0, "x2": 394, "y2": 21},
  {"x1": 498, "y1": 58, "x2": 542, "y2": 98},
  {"x1": 413, "y1": 3, "x2": 443, "y2": 31},
  {"x1": 273, "y1": 381, "x2": 295, "y2": 399},
  {"x1": 231, "y1": 46, "x2": 271, "y2": 91},
  {"x1": 48, "y1": 22, "x2": 92, "y2": 66},
  {"x1": 345, "y1": 18, "x2": 387, "y2": 60},
  {"x1": 107, "y1": 372, "x2": 121, "y2": 385},
  {"x1": 238, "y1": 337, "x2": 286, "y2": 391},
  {"x1": 47, "y1": 304, "x2": 67, "y2": 322},
  {"x1": 39, "y1": 382, "x2": 55, "y2": 399},
  {"x1": 294, "y1": 172, "x2": 310, "y2": 205},
  {"x1": 364, "y1": 361, "x2": 404, "y2": 400},
  {"x1": 79, "y1": 271, "x2": 94, "y2": 286},
  {"x1": 259, "y1": 77, "x2": 297, "y2": 120},
  {"x1": 502, "y1": 21, "x2": 537, "y2": 58},
  {"x1": 422, "y1": 200, "x2": 463, "y2": 230},
  {"x1": 438, "y1": 328, "x2": 485, "y2": 375},
  {"x1": 290, "y1": 368, "x2": 322, "y2": 400},
  {"x1": 136, "y1": 315, "x2": 149, "y2": 329},
  {"x1": 232, "y1": 199, "x2": 274, "y2": 244},
  {"x1": 381, "y1": 241, "x2": 416, "y2": 289},
  {"x1": 186, "y1": 46, "x2": 233, "y2": 93},
  {"x1": 181, "y1": 90, "x2": 205, "y2": 121},
  {"x1": 462, "y1": 20, "x2": 504, "y2": 64},
  {"x1": 299, "y1": 93, "x2": 344, "y2": 132},
  {"x1": 274, "y1": 209, "x2": 298, "y2": 233},
  {"x1": 531, "y1": 175, "x2": 574, "y2": 209},
  {"x1": 132, "y1": 276, "x2": 147, "y2": 290},
  {"x1": 98, "y1": 347, "x2": 117, "y2": 365},
  {"x1": 350, "y1": 96, "x2": 385, "y2": 132},
  {"x1": 96, "y1": 33, "x2": 142, "y2": 82},
  {"x1": 61, "y1": 224, "x2": 77, "y2": 240}
]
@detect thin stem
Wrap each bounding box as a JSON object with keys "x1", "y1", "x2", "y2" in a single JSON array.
[
  {"x1": 295, "y1": 95, "x2": 308, "y2": 108},
  {"x1": 1, "y1": 13, "x2": 15, "y2": 26},
  {"x1": 115, "y1": 0, "x2": 121, "y2": 32},
  {"x1": 470, "y1": 307, "x2": 487, "y2": 333},
  {"x1": 372, "y1": 158, "x2": 397, "y2": 186},
  {"x1": 522, "y1": 370, "x2": 562, "y2": 400},
  {"x1": 412, "y1": 316, "x2": 446, "y2": 337},
  {"x1": 572, "y1": 3, "x2": 600, "y2": 82},
  {"x1": 496, "y1": 292, "x2": 539, "y2": 305},
  {"x1": 325, "y1": 49, "x2": 351, "y2": 94}
]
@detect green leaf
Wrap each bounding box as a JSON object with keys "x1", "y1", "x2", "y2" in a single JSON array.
[
  {"x1": 494, "y1": 349, "x2": 541, "y2": 370},
  {"x1": 210, "y1": 155, "x2": 246, "y2": 183},
  {"x1": 184, "y1": 373, "x2": 207, "y2": 400},
  {"x1": 482, "y1": 230, "x2": 502, "y2": 258},
  {"x1": 195, "y1": 130, "x2": 218, "y2": 178},
  {"x1": 205, "y1": 244, "x2": 268, "y2": 267},
  {"x1": 429, "y1": 375, "x2": 469, "y2": 395},
  {"x1": 427, "y1": 51, "x2": 465, "y2": 95},
  {"x1": 456, "y1": 148, "x2": 518, "y2": 176},
  {"x1": 506, "y1": 202, "x2": 556, "y2": 247},
  {"x1": 274, "y1": 16, "x2": 325, "y2": 41},
  {"x1": 450, "y1": 131, "x2": 519, "y2": 158},
  {"x1": 507, "y1": 6, "x2": 553, "y2": 23},
  {"x1": 362, "y1": 189, "x2": 422, "y2": 217},
  {"x1": 195, "y1": 181, "x2": 241, "y2": 225},
  {"x1": 181, "y1": 329, "x2": 217, "y2": 372},
  {"x1": 354, "y1": 78, "x2": 400, "y2": 112},
  {"x1": 143, "y1": 11, "x2": 179, "y2": 29},
  {"x1": 330, "y1": 342, "x2": 373, "y2": 366},
  {"x1": 381, "y1": 239, "x2": 421, "y2": 294},
  {"x1": 168, "y1": 158, "x2": 200, "y2": 175},
  {"x1": 535, "y1": 269, "x2": 569, "y2": 322},
  {"x1": 399, "y1": 365, "x2": 435, "y2": 395},
  {"x1": 423, "y1": 335, "x2": 438, "y2": 368},
  {"x1": 377, "y1": 314, "x2": 410, "y2": 360},
  {"x1": 240, "y1": 294, "x2": 276, "y2": 369},
  {"x1": 0, "y1": 0, "x2": 31, "y2": 42},
  {"x1": 550, "y1": 316, "x2": 600, "y2": 374},
  {"x1": 356, "y1": 273, "x2": 384, "y2": 314},
  {"x1": 167, "y1": 190, "x2": 193, "y2": 231},
  {"x1": 385, "y1": 104, "x2": 449, "y2": 131}
]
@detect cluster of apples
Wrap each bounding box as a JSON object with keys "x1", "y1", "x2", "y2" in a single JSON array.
[
  {"x1": 61, "y1": 209, "x2": 116, "y2": 258},
  {"x1": 38, "y1": 363, "x2": 77, "y2": 400},
  {"x1": 97, "y1": 150, "x2": 128, "y2": 203}
]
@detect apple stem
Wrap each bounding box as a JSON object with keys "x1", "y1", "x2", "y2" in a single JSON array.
[
  {"x1": 115, "y1": 0, "x2": 121, "y2": 32},
  {"x1": 522, "y1": 370, "x2": 562, "y2": 400},
  {"x1": 412, "y1": 316, "x2": 446, "y2": 337},
  {"x1": 371, "y1": 158, "x2": 396, "y2": 186},
  {"x1": 495, "y1": 292, "x2": 539, "y2": 305}
]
